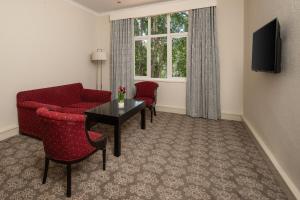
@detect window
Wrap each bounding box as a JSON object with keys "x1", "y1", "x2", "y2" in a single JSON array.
[{"x1": 134, "y1": 12, "x2": 188, "y2": 80}]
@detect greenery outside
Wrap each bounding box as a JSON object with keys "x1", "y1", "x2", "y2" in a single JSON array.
[
  {"x1": 172, "y1": 37, "x2": 187, "y2": 77},
  {"x1": 171, "y1": 12, "x2": 189, "y2": 33},
  {"x1": 151, "y1": 15, "x2": 167, "y2": 35},
  {"x1": 151, "y1": 37, "x2": 167, "y2": 78},
  {"x1": 134, "y1": 12, "x2": 188, "y2": 79},
  {"x1": 134, "y1": 17, "x2": 148, "y2": 36},
  {"x1": 135, "y1": 40, "x2": 147, "y2": 76}
]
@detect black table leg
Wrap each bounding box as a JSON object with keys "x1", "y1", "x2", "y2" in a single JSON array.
[
  {"x1": 114, "y1": 123, "x2": 121, "y2": 157},
  {"x1": 141, "y1": 108, "x2": 146, "y2": 129}
]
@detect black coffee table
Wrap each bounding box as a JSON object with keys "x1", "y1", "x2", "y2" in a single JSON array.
[{"x1": 85, "y1": 99, "x2": 146, "y2": 157}]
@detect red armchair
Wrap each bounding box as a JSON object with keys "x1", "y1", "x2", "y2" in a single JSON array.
[
  {"x1": 17, "y1": 83, "x2": 111, "y2": 139},
  {"x1": 134, "y1": 81, "x2": 159, "y2": 122},
  {"x1": 37, "y1": 107, "x2": 107, "y2": 197}
]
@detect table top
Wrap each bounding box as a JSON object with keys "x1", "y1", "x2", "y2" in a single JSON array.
[{"x1": 85, "y1": 99, "x2": 145, "y2": 118}]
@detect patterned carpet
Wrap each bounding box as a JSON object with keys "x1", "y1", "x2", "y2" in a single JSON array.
[{"x1": 0, "y1": 112, "x2": 290, "y2": 200}]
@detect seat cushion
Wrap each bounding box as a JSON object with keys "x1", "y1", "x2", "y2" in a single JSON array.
[
  {"x1": 135, "y1": 97, "x2": 154, "y2": 107},
  {"x1": 67, "y1": 102, "x2": 100, "y2": 109},
  {"x1": 89, "y1": 131, "x2": 104, "y2": 142}
]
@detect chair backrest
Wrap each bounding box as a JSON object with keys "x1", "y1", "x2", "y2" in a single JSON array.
[
  {"x1": 36, "y1": 107, "x2": 94, "y2": 162},
  {"x1": 135, "y1": 81, "x2": 159, "y2": 99}
]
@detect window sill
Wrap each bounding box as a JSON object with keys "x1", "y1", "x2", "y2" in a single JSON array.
[{"x1": 134, "y1": 77, "x2": 187, "y2": 83}]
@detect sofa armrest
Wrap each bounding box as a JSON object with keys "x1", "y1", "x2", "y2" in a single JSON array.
[
  {"x1": 18, "y1": 101, "x2": 62, "y2": 110},
  {"x1": 81, "y1": 89, "x2": 112, "y2": 103}
]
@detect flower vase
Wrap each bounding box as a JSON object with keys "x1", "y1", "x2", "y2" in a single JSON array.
[
  {"x1": 118, "y1": 93, "x2": 125, "y2": 108},
  {"x1": 118, "y1": 101, "x2": 124, "y2": 108}
]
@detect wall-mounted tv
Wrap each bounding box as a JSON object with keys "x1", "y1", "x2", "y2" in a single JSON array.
[{"x1": 252, "y1": 18, "x2": 281, "y2": 73}]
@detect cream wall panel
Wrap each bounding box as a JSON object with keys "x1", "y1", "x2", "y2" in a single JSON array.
[{"x1": 0, "y1": 0, "x2": 98, "y2": 130}]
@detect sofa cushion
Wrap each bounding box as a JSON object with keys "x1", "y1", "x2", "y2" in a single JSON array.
[
  {"x1": 17, "y1": 83, "x2": 83, "y2": 107},
  {"x1": 19, "y1": 101, "x2": 62, "y2": 110},
  {"x1": 81, "y1": 89, "x2": 111, "y2": 103},
  {"x1": 67, "y1": 102, "x2": 100, "y2": 110}
]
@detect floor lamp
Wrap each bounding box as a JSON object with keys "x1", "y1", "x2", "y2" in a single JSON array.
[{"x1": 91, "y1": 49, "x2": 107, "y2": 90}]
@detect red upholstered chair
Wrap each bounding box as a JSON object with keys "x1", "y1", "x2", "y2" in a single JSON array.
[
  {"x1": 134, "y1": 81, "x2": 159, "y2": 122},
  {"x1": 36, "y1": 107, "x2": 107, "y2": 197}
]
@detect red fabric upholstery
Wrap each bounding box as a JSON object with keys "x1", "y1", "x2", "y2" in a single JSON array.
[
  {"x1": 19, "y1": 101, "x2": 62, "y2": 110},
  {"x1": 55, "y1": 107, "x2": 87, "y2": 115},
  {"x1": 17, "y1": 83, "x2": 112, "y2": 139},
  {"x1": 17, "y1": 83, "x2": 83, "y2": 107},
  {"x1": 67, "y1": 102, "x2": 100, "y2": 109},
  {"x1": 81, "y1": 89, "x2": 111, "y2": 104},
  {"x1": 134, "y1": 81, "x2": 159, "y2": 107},
  {"x1": 37, "y1": 107, "x2": 103, "y2": 162}
]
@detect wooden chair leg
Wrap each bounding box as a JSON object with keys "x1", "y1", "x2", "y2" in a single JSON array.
[
  {"x1": 42, "y1": 157, "x2": 49, "y2": 184},
  {"x1": 150, "y1": 107, "x2": 153, "y2": 123},
  {"x1": 153, "y1": 107, "x2": 157, "y2": 116},
  {"x1": 66, "y1": 164, "x2": 71, "y2": 197},
  {"x1": 102, "y1": 148, "x2": 106, "y2": 171}
]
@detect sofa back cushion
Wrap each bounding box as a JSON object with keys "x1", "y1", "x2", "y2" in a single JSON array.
[{"x1": 17, "y1": 83, "x2": 83, "y2": 106}]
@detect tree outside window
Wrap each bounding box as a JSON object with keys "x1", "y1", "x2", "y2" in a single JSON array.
[{"x1": 134, "y1": 12, "x2": 188, "y2": 79}]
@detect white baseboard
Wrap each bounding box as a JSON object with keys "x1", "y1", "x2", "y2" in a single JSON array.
[
  {"x1": 0, "y1": 125, "x2": 19, "y2": 141},
  {"x1": 221, "y1": 113, "x2": 242, "y2": 121},
  {"x1": 156, "y1": 105, "x2": 242, "y2": 121},
  {"x1": 156, "y1": 105, "x2": 186, "y2": 114},
  {"x1": 242, "y1": 116, "x2": 300, "y2": 200}
]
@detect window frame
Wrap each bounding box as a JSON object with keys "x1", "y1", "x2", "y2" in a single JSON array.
[{"x1": 134, "y1": 13, "x2": 188, "y2": 82}]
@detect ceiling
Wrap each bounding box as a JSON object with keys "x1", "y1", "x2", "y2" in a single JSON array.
[{"x1": 72, "y1": 0, "x2": 173, "y2": 14}]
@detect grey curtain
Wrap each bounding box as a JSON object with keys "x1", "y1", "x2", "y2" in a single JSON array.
[
  {"x1": 186, "y1": 7, "x2": 221, "y2": 120},
  {"x1": 111, "y1": 19, "x2": 134, "y2": 99}
]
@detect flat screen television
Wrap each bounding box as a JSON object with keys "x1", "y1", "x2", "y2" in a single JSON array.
[{"x1": 252, "y1": 18, "x2": 281, "y2": 73}]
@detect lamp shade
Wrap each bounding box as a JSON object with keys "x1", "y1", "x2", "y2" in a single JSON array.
[{"x1": 91, "y1": 50, "x2": 107, "y2": 61}]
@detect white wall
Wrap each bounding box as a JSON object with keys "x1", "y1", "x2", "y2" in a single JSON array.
[
  {"x1": 96, "y1": 0, "x2": 244, "y2": 118},
  {"x1": 0, "y1": 0, "x2": 98, "y2": 134},
  {"x1": 95, "y1": 15, "x2": 111, "y2": 91},
  {"x1": 218, "y1": 0, "x2": 244, "y2": 116},
  {"x1": 244, "y1": 0, "x2": 300, "y2": 197}
]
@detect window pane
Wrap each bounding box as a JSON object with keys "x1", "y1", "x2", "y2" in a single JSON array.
[
  {"x1": 134, "y1": 17, "x2": 148, "y2": 36},
  {"x1": 151, "y1": 37, "x2": 167, "y2": 78},
  {"x1": 171, "y1": 12, "x2": 188, "y2": 33},
  {"x1": 135, "y1": 40, "x2": 147, "y2": 76},
  {"x1": 172, "y1": 37, "x2": 187, "y2": 77},
  {"x1": 151, "y1": 15, "x2": 167, "y2": 35}
]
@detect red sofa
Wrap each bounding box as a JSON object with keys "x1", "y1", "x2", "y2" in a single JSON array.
[{"x1": 17, "y1": 83, "x2": 111, "y2": 139}]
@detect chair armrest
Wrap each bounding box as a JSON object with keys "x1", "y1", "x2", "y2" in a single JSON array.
[
  {"x1": 18, "y1": 101, "x2": 61, "y2": 110},
  {"x1": 37, "y1": 107, "x2": 84, "y2": 122},
  {"x1": 81, "y1": 89, "x2": 112, "y2": 103}
]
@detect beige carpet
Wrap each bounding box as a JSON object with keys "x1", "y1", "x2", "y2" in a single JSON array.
[{"x1": 0, "y1": 112, "x2": 289, "y2": 200}]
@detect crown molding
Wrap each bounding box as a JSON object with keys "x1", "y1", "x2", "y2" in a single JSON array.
[
  {"x1": 64, "y1": 0, "x2": 217, "y2": 19},
  {"x1": 108, "y1": 0, "x2": 217, "y2": 20}
]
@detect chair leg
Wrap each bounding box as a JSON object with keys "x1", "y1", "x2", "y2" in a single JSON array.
[
  {"x1": 102, "y1": 148, "x2": 106, "y2": 171},
  {"x1": 66, "y1": 164, "x2": 71, "y2": 197},
  {"x1": 42, "y1": 157, "x2": 49, "y2": 184},
  {"x1": 150, "y1": 107, "x2": 153, "y2": 123},
  {"x1": 153, "y1": 107, "x2": 157, "y2": 116}
]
